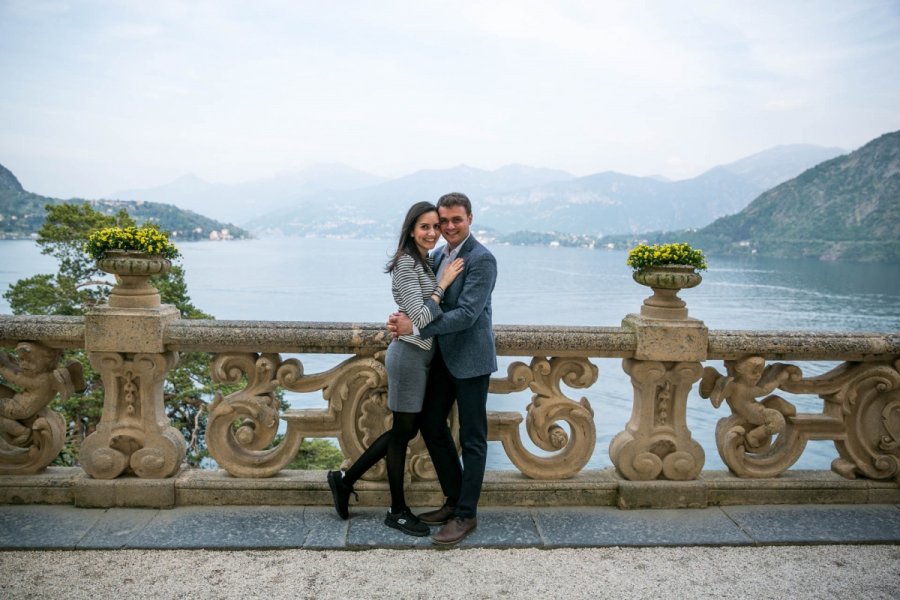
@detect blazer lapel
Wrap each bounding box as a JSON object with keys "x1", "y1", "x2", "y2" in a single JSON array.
[
  {"x1": 441, "y1": 237, "x2": 477, "y2": 304},
  {"x1": 431, "y1": 245, "x2": 446, "y2": 271},
  {"x1": 456, "y1": 236, "x2": 476, "y2": 260}
]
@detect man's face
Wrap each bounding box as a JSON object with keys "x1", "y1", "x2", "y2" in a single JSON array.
[{"x1": 438, "y1": 205, "x2": 472, "y2": 248}]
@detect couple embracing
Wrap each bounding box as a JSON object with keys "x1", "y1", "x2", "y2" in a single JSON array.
[{"x1": 327, "y1": 192, "x2": 497, "y2": 546}]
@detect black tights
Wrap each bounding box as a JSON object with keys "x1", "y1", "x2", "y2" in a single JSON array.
[{"x1": 342, "y1": 411, "x2": 418, "y2": 513}]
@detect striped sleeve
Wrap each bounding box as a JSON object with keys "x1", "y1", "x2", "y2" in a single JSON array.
[{"x1": 392, "y1": 254, "x2": 439, "y2": 329}]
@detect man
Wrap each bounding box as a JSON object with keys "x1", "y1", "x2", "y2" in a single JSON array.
[{"x1": 388, "y1": 192, "x2": 497, "y2": 545}]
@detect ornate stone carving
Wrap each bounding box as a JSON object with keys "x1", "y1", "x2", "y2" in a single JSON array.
[
  {"x1": 700, "y1": 356, "x2": 804, "y2": 478},
  {"x1": 0, "y1": 342, "x2": 82, "y2": 474},
  {"x1": 610, "y1": 359, "x2": 705, "y2": 480},
  {"x1": 208, "y1": 352, "x2": 599, "y2": 481},
  {"x1": 701, "y1": 357, "x2": 900, "y2": 481},
  {"x1": 81, "y1": 351, "x2": 185, "y2": 479},
  {"x1": 206, "y1": 352, "x2": 439, "y2": 480},
  {"x1": 786, "y1": 360, "x2": 900, "y2": 481},
  {"x1": 488, "y1": 357, "x2": 597, "y2": 479},
  {"x1": 205, "y1": 353, "x2": 299, "y2": 478}
]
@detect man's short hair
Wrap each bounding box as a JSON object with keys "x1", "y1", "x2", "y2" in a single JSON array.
[{"x1": 437, "y1": 192, "x2": 471, "y2": 215}]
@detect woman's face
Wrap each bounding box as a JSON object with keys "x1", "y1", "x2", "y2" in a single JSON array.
[{"x1": 412, "y1": 211, "x2": 441, "y2": 256}]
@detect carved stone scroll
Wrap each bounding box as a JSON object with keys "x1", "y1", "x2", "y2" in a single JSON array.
[
  {"x1": 205, "y1": 353, "x2": 303, "y2": 478},
  {"x1": 81, "y1": 351, "x2": 185, "y2": 479},
  {"x1": 610, "y1": 359, "x2": 705, "y2": 480},
  {"x1": 702, "y1": 357, "x2": 900, "y2": 481},
  {"x1": 785, "y1": 359, "x2": 900, "y2": 481},
  {"x1": 488, "y1": 357, "x2": 597, "y2": 479},
  {"x1": 206, "y1": 352, "x2": 441, "y2": 480},
  {"x1": 0, "y1": 342, "x2": 79, "y2": 474},
  {"x1": 209, "y1": 352, "x2": 595, "y2": 481}
]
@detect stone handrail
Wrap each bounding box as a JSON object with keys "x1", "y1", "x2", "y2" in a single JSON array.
[
  {"x1": 167, "y1": 320, "x2": 900, "y2": 359},
  {"x1": 6, "y1": 315, "x2": 897, "y2": 360},
  {"x1": 0, "y1": 315, "x2": 85, "y2": 349},
  {"x1": 707, "y1": 329, "x2": 900, "y2": 360}
]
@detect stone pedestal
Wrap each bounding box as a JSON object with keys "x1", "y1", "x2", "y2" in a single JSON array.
[
  {"x1": 609, "y1": 313, "x2": 708, "y2": 481},
  {"x1": 81, "y1": 303, "x2": 184, "y2": 479},
  {"x1": 85, "y1": 305, "x2": 180, "y2": 354}
]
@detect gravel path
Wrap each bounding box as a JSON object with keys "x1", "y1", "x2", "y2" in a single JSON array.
[{"x1": 3, "y1": 545, "x2": 898, "y2": 599}]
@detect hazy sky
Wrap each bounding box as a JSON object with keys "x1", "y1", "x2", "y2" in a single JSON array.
[{"x1": 2, "y1": 0, "x2": 899, "y2": 199}]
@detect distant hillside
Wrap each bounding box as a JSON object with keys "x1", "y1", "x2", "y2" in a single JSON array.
[
  {"x1": 0, "y1": 163, "x2": 248, "y2": 241},
  {"x1": 111, "y1": 163, "x2": 389, "y2": 225},
  {"x1": 717, "y1": 144, "x2": 845, "y2": 190},
  {"x1": 242, "y1": 146, "x2": 842, "y2": 237},
  {"x1": 244, "y1": 164, "x2": 578, "y2": 237},
  {"x1": 476, "y1": 145, "x2": 845, "y2": 236},
  {"x1": 0, "y1": 163, "x2": 59, "y2": 234},
  {"x1": 689, "y1": 130, "x2": 900, "y2": 263},
  {"x1": 476, "y1": 167, "x2": 762, "y2": 235},
  {"x1": 3, "y1": 141, "x2": 850, "y2": 243}
]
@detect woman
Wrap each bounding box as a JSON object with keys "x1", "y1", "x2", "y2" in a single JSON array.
[{"x1": 327, "y1": 201, "x2": 464, "y2": 536}]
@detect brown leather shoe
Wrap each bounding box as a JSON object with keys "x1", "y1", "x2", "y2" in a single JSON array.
[
  {"x1": 417, "y1": 502, "x2": 455, "y2": 525},
  {"x1": 432, "y1": 517, "x2": 477, "y2": 545}
]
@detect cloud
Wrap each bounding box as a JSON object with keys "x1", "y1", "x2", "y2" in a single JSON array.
[
  {"x1": 0, "y1": 0, "x2": 898, "y2": 196},
  {"x1": 764, "y1": 97, "x2": 806, "y2": 112}
]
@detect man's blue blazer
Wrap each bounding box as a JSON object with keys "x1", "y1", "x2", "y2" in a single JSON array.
[{"x1": 420, "y1": 235, "x2": 498, "y2": 379}]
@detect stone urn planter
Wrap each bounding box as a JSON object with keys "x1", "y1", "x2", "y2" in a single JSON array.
[
  {"x1": 633, "y1": 265, "x2": 702, "y2": 320},
  {"x1": 97, "y1": 250, "x2": 172, "y2": 309}
]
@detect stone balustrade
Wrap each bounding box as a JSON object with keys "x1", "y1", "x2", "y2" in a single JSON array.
[{"x1": 1, "y1": 283, "x2": 899, "y2": 508}]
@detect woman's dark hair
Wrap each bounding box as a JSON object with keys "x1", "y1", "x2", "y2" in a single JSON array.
[{"x1": 385, "y1": 201, "x2": 438, "y2": 273}]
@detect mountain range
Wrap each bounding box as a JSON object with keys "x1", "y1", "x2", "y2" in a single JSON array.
[
  {"x1": 111, "y1": 163, "x2": 389, "y2": 227},
  {"x1": 110, "y1": 145, "x2": 844, "y2": 238},
  {"x1": 0, "y1": 164, "x2": 246, "y2": 240},
  {"x1": 5, "y1": 134, "x2": 894, "y2": 262},
  {"x1": 474, "y1": 144, "x2": 847, "y2": 237},
  {"x1": 686, "y1": 130, "x2": 900, "y2": 262}
]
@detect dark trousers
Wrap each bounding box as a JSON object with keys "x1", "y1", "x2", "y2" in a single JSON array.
[{"x1": 419, "y1": 344, "x2": 490, "y2": 519}]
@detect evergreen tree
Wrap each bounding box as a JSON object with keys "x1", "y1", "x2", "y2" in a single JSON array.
[
  {"x1": 3, "y1": 202, "x2": 340, "y2": 470},
  {"x1": 3, "y1": 203, "x2": 215, "y2": 465}
]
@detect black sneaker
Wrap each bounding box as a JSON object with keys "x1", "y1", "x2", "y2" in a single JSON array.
[
  {"x1": 327, "y1": 470, "x2": 357, "y2": 520},
  {"x1": 384, "y1": 509, "x2": 430, "y2": 537}
]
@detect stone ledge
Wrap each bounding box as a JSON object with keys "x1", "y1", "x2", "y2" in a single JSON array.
[
  {"x1": 2, "y1": 468, "x2": 896, "y2": 509},
  {"x1": 173, "y1": 469, "x2": 621, "y2": 507},
  {"x1": 617, "y1": 478, "x2": 708, "y2": 509},
  {"x1": 72, "y1": 473, "x2": 177, "y2": 509},
  {"x1": 703, "y1": 469, "x2": 873, "y2": 506},
  {"x1": 0, "y1": 467, "x2": 81, "y2": 505}
]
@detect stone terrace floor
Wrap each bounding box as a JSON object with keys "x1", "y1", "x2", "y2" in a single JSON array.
[
  {"x1": 2, "y1": 503, "x2": 899, "y2": 550},
  {"x1": 3, "y1": 504, "x2": 899, "y2": 599}
]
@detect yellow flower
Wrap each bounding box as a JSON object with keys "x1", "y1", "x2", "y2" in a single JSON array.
[
  {"x1": 85, "y1": 225, "x2": 180, "y2": 260},
  {"x1": 626, "y1": 242, "x2": 707, "y2": 271}
]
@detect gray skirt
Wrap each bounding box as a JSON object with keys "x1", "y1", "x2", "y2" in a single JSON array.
[{"x1": 385, "y1": 339, "x2": 435, "y2": 413}]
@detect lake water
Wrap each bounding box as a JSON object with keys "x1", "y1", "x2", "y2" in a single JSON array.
[{"x1": 2, "y1": 237, "x2": 899, "y2": 472}]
